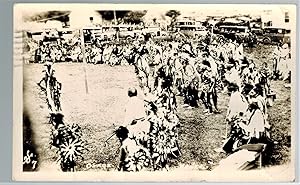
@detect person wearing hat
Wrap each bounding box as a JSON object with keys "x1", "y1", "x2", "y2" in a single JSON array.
[
  {"x1": 172, "y1": 52, "x2": 184, "y2": 95},
  {"x1": 240, "y1": 58, "x2": 253, "y2": 85},
  {"x1": 272, "y1": 42, "x2": 282, "y2": 80},
  {"x1": 234, "y1": 40, "x2": 244, "y2": 64},
  {"x1": 277, "y1": 43, "x2": 291, "y2": 81},
  {"x1": 248, "y1": 84, "x2": 268, "y2": 117},
  {"x1": 224, "y1": 59, "x2": 242, "y2": 90},
  {"x1": 259, "y1": 62, "x2": 272, "y2": 96},
  {"x1": 116, "y1": 125, "x2": 150, "y2": 172},
  {"x1": 108, "y1": 43, "x2": 124, "y2": 66},
  {"x1": 43, "y1": 57, "x2": 54, "y2": 76},
  {"x1": 243, "y1": 97, "x2": 270, "y2": 142},
  {"x1": 102, "y1": 43, "x2": 112, "y2": 65},
  {"x1": 208, "y1": 40, "x2": 220, "y2": 60},
  {"x1": 38, "y1": 58, "x2": 62, "y2": 113},
  {"x1": 198, "y1": 62, "x2": 217, "y2": 114},
  {"x1": 226, "y1": 82, "x2": 248, "y2": 122},
  {"x1": 227, "y1": 38, "x2": 236, "y2": 58}
]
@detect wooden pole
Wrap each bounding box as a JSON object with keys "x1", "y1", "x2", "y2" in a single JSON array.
[
  {"x1": 80, "y1": 28, "x2": 89, "y2": 94},
  {"x1": 113, "y1": 10, "x2": 117, "y2": 25},
  {"x1": 210, "y1": 23, "x2": 214, "y2": 43},
  {"x1": 113, "y1": 10, "x2": 119, "y2": 41}
]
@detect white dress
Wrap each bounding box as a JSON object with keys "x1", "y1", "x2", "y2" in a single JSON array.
[
  {"x1": 226, "y1": 91, "x2": 248, "y2": 121},
  {"x1": 124, "y1": 96, "x2": 146, "y2": 126},
  {"x1": 278, "y1": 48, "x2": 290, "y2": 79},
  {"x1": 246, "y1": 109, "x2": 266, "y2": 139}
]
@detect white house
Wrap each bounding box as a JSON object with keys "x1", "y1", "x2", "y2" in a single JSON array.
[
  {"x1": 260, "y1": 7, "x2": 293, "y2": 30},
  {"x1": 69, "y1": 9, "x2": 103, "y2": 29}
]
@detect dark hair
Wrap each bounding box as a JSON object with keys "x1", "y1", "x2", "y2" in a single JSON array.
[
  {"x1": 49, "y1": 113, "x2": 64, "y2": 129},
  {"x1": 249, "y1": 101, "x2": 259, "y2": 110},
  {"x1": 202, "y1": 60, "x2": 211, "y2": 68},
  {"x1": 253, "y1": 84, "x2": 264, "y2": 96},
  {"x1": 262, "y1": 62, "x2": 268, "y2": 67},
  {"x1": 128, "y1": 87, "x2": 137, "y2": 97},
  {"x1": 241, "y1": 56, "x2": 249, "y2": 66},
  {"x1": 115, "y1": 126, "x2": 129, "y2": 142},
  {"x1": 227, "y1": 82, "x2": 239, "y2": 92},
  {"x1": 242, "y1": 83, "x2": 254, "y2": 95}
]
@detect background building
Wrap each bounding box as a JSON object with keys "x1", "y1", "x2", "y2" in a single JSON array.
[{"x1": 260, "y1": 7, "x2": 292, "y2": 30}]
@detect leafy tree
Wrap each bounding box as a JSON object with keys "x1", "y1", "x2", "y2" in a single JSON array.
[
  {"x1": 23, "y1": 11, "x2": 70, "y2": 23},
  {"x1": 165, "y1": 10, "x2": 181, "y2": 19},
  {"x1": 97, "y1": 10, "x2": 146, "y2": 25},
  {"x1": 165, "y1": 10, "x2": 181, "y2": 30},
  {"x1": 123, "y1": 10, "x2": 147, "y2": 25},
  {"x1": 96, "y1": 10, "x2": 129, "y2": 22}
]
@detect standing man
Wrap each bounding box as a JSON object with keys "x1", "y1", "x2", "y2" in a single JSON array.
[
  {"x1": 124, "y1": 87, "x2": 146, "y2": 126},
  {"x1": 272, "y1": 43, "x2": 281, "y2": 80}
]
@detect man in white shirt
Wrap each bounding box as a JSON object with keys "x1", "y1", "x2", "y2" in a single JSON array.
[
  {"x1": 124, "y1": 88, "x2": 147, "y2": 126},
  {"x1": 124, "y1": 87, "x2": 150, "y2": 140},
  {"x1": 226, "y1": 83, "x2": 248, "y2": 123},
  {"x1": 272, "y1": 43, "x2": 281, "y2": 79}
]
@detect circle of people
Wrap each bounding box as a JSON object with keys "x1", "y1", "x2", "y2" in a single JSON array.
[{"x1": 32, "y1": 34, "x2": 291, "y2": 160}]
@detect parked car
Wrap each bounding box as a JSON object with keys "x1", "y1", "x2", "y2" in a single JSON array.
[
  {"x1": 142, "y1": 27, "x2": 170, "y2": 40},
  {"x1": 174, "y1": 20, "x2": 208, "y2": 38},
  {"x1": 99, "y1": 26, "x2": 117, "y2": 41},
  {"x1": 257, "y1": 27, "x2": 291, "y2": 45},
  {"x1": 250, "y1": 28, "x2": 264, "y2": 36},
  {"x1": 214, "y1": 25, "x2": 257, "y2": 45}
]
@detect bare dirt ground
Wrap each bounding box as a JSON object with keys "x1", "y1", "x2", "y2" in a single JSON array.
[{"x1": 23, "y1": 44, "x2": 292, "y2": 172}]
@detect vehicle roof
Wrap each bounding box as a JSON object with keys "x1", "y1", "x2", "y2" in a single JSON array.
[
  {"x1": 176, "y1": 25, "x2": 204, "y2": 27},
  {"x1": 263, "y1": 27, "x2": 287, "y2": 30},
  {"x1": 176, "y1": 20, "x2": 197, "y2": 22},
  {"x1": 82, "y1": 26, "x2": 102, "y2": 30},
  {"x1": 219, "y1": 25, "x2": 248, "y2": 28}
]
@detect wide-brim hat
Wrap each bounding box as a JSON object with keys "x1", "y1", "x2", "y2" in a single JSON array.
[
  {"x1": 282, "y1": 43, "x2": 289, "y2": 49},
  {"x1": 44, "y1": 60, "x2": 53, "y2": 66},
  {"x1": 227, "y1": 82, "x2": 239, "y2": 90},
  {"x1": 211, "y1": 40, "x2": 218, "y2": 45},
  {"x1": 133, "y1": 40, "x2": 139, "y2": 46},
  {"x1": 225, "y1": 64, "x2": 235, "y2": 69},
  {"x1": 249, "y1": 100, "x2": 259, "y2": 109},
  {"x1": 202, "y1": 60, "x2": 211, "y2": 68}
]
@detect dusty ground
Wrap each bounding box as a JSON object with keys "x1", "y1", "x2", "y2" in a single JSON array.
[{"x1": 23, "y1": 44, "x2": 292, "y2": 172}]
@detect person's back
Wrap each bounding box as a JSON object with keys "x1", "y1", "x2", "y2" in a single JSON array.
[
  {"x1": 225, "y1": 67, "x2": 242, "y2": 88},
  {"x1": 124, "y1": 88, "x2": 146, "y2": 126},
  {"x1": 226, "y1": 86, "x2": 248, "y2": 122},
  {"x1": 246, "y1": 104, "x2": 265, "y2": 139},
  {"x1": 207, "y1": 56, "x2": 218, "y2": 77}
]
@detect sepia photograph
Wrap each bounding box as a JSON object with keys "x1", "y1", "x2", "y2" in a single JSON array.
[{"x1": 13, "y1": 3, "x2": 296, "y2": 182}]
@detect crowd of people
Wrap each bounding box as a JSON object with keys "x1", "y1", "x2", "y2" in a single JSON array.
[
  {"x1": 29, "y1": 30, "x2": 291, "y2": 170},
  {"x1": 109, "y1": 33, "x2": 290, "y2": 170}
]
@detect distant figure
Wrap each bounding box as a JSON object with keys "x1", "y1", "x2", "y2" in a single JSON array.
[
  {"x1": 244, "y1": 101, "x2": 268, "y2": 141},
  {"x1": 259, "y1": 62, "x2": 272, "y2": 96},
  {"x1": 226, "y1": 82, "x2": 248, "y2": 123},
  {"x1": 278, "y1": 43, "x2": 291, "y2": 82},
  {"x1": 272, "y1": 43, "x2": 281, "y2": 79}
]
